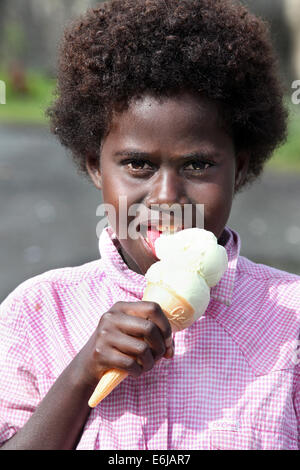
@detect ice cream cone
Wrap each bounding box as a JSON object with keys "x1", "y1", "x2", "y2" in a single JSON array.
[
  {"x1": 88, "y1": 282, "x2": 195, "y2": 408},
  {"x1": 142, "y1": 282, "x2": 195, "y2": 332},
  {"x1": 88, "y1": 368, "x2": 128, "y2": 408}
]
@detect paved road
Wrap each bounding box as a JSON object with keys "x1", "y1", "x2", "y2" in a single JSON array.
[{"x1": 1, "y1": 125, "x2": 300, "y2": 303}]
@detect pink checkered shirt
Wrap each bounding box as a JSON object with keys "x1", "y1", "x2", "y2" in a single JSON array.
[{"x1": 1, "y1": 226, "x2": 300, "y2": 449}]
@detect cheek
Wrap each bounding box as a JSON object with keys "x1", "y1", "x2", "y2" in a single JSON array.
[
  {"x1": 205, "y1": 186, "x2": 233, "y2": 218},
  {"x1": 101, "y1": 181, "x2": 144, "y2": 238},
  {"x1": 189, "y1": 175, "x2": 235, "y2": 236}
]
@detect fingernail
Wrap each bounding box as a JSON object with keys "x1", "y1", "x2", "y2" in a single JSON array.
[
  {"x1": 167, "y1": 339, "x2": 175, "y2": 357},
  {"x1": 164, "y1": 347, "x2": 173, "y2": 359}
]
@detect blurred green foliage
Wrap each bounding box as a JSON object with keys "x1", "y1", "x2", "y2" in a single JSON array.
[
  {"x1": 2, "y1": 21, "x2": 27, "y2": 61},
  {"x1": 266, "y1": 103, "x2": 300, "y2": 173},
  {"x1": 0, "y1": 69, "x2": 55, "y2": 124}
]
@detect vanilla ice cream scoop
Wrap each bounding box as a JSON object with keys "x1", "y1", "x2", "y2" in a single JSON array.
[{"x1": 145, "y1": 227, "x2": 228, "y2": 318}]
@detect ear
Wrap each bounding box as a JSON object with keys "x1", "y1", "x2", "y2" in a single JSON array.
[
  {"x1": 86, "y1": 152, "x2": 102, "y2": 190},
  {"x1": 234, "y1": 151, "x2": 250, "y2": 192}
]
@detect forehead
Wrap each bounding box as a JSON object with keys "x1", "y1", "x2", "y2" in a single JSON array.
[
  {"x1": 105, "y1": 92, "x2": 233, "y2": 154},
  {"x1": 112, "y1": 92, "x2": 223, "y2": 130}
]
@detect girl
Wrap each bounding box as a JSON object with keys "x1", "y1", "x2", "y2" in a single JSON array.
[{"x1": 0, "y1": 0, "x2": 299, "y2": 450}]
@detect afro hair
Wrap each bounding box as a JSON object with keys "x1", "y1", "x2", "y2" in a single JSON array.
[{"x1": 47, "y1": 0, "x2": 289, "y2": 191}]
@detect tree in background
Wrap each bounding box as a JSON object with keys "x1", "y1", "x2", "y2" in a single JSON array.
[
  {"x1": 0, "y1": 0, "x2": 101, "y2": 74},
  {"x1": 285, "y1": 0, "x2": 300, "y2": 80}
]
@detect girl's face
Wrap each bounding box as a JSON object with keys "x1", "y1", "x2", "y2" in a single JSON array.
[{"x1": 87, "y1": 92, "x2": 249, "y2": 275}]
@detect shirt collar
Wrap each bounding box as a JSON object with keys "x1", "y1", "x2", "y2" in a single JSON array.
[
  {"x1": 98, "y1": 225, "x2": 241, "y2": 306},
  {"x1": 210, "y1": 226, "x2": 240, "y2": 307}
]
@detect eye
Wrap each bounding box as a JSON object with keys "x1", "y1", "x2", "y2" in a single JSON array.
[
  {"x1": 122, "y1": 159, "x2": 155, "y2": 174},
  {"x1": 184, "y1": 160, "x2": 213, "y2": 172}
]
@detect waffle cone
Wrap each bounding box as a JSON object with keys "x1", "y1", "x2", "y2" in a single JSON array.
[
  {"x1": 88, "y1": 281, "x2": 195, "y2": 407},
  {"x1": 88, "y1": 368, "x2": 128, "y2": 408},
  {"x1": 142, "y1": 282, "x2": 195, "y2": 332}
]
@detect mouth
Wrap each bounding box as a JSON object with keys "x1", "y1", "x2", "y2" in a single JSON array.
[{"x1": 138, "y1": 223, "x2": 183, "y2": 257}]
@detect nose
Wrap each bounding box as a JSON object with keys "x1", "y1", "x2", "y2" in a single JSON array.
[{"x1": 145, "y1": 168, "x2": 188, "y2": 207}]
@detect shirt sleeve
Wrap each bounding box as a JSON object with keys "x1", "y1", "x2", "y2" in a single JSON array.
[{"x1": 0, "y1": 291, "x2": 40, "y2": 446}]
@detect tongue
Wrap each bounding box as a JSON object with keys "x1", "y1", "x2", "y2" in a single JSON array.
[{"x1": 146, "y1": 228, "x2": 162, "y2": 256}]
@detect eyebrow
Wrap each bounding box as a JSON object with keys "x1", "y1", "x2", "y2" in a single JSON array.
[
  {"x1": 114, "y1": 150, "x2": 153, "y2": 159},
  {"x1": 113, "y1": 149, "x2": 220, "y2": 160}
]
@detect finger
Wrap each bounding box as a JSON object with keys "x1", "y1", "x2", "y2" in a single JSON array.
[
  {"x1": 138, "y1": 301, "x2": 173, "y2": 352},
  {"x1": 105, "y1": 311, "x2": 167, "y2": 361},
  {"x1": 116, "y1": 301, "x2": 173, "y2": 349},
  {"x1": 100, "y1": 346, "x2": 143, "y2": 378},
  {"x1": 164, "y1": 337, "x2": 175, "y2": 359},
  {"x1": 107, "y1": 332, "x2": 155, "y2": 372},
  {"x1": 140, "y1": 318, "x2": 167, "y2": 360}
]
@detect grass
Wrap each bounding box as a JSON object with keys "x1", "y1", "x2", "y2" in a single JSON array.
[
  {"x1": 0, "y1": 70, "x2": 299, "y2": 172},
  {"x1": 266, "y1": 105, "x2": 300, "y2": 173},
  {"x1": 0, "y1": 69, "x2": 55, "y2": 125}
]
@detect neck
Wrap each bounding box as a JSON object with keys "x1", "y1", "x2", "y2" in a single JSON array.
[
  {"x1": 119, "y1": 247, "x2": 143, "y2": 274},
  {"x1": 218, "y1": 229, "x2": 229, "y2": 247}
]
